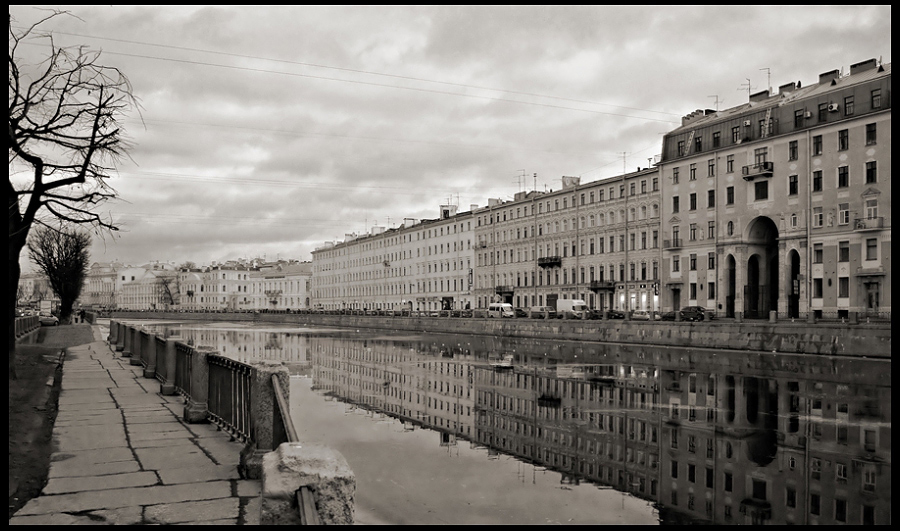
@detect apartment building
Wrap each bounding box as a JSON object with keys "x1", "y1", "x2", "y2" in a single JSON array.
[
  {"x1": 472, "y1": 169, "x2": 662, "y2": 311},
  {"x1": 311, "y1": 205, "x2": 477, "y2": 312},
  {"x1": 659, "y1": 58, "x2": 891, "y2": 318}
]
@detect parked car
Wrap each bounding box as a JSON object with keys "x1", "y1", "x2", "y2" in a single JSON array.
[
  {"x1": 39, "y1": 311, "x2": 59, "y2": 326},
  {"x1": 513, "y1": 307, "x2": 529, "y2": 318},
  {"x1": 631, "y1": 310, "x2": 652, "y2": 321},
  {"x1": 606, "y1": 310, "x2": 626, "y2": 319},
  {"x1": 528, "y1": 306, "x2": 557, "y2": 319},
  {"x1": 680, "y1": 306, "x2": 708, "y2": 322},
  {"x1": 658, "y1": 311, "x2": 678, "y2": 321}
]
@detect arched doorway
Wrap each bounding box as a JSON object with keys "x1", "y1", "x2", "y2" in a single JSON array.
[
  {"x1": 744, "y1": 217, "x2": 779, "y2": 318},
  {"x1": 725, "y1": 254, "x2": 736, "y2": 318},
  {"x1": 787, "y1": 250, "x2": 801, "y2": 318}
]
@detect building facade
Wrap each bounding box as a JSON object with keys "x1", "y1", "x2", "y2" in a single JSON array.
[
  {"x1": 659, "y1": 59, "x2": 891, "y2": 318},
  {"x1": 472, "y1": 169, "x2": 662, "y2": 312},
  {"x1": 312, "y1": 205, "x2": 477, "y2": 312}
]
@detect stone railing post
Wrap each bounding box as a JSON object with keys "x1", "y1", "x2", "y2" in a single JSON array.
[
  {"x1": 122, "y1": 325, "x2": 134, "y2": 358},
  {"x1": 129, "y1": 327, "x2": 143, "y2": 366},
  {"x1": 160, "y1": 337, "x2": 180, "y2": 395},
  {"x1": 183, "y1": 347, "x2": 213, "y2": 423},
  {"x1": 115, "y1": 322, "x2": 126, "y2": 351},
  {"x1": 241, "y1": 361, "x2": 290, "y2": 479},
  {"x1": 108, "y1": 320, "x2": 119, "y2": 345},
  {"x1": 261, "y1": 442, "x2": 356, "y2": 525},
  {"x1": 143, "y1": 332, "x2": 158, "y2": 379}
]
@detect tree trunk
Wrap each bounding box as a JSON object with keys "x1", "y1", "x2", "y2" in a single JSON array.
[{"x1": 8, "y1": 235, "x2": 27, "y2": 381}]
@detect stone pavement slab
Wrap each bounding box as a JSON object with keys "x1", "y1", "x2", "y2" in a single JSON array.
[{"x1": 10, "y1": 323, "x2": 265, "y2": 525}]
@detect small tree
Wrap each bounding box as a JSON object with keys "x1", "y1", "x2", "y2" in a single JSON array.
[
  {"x1": 156, "y1": 273, "x2": 180, "y2": 310},
  {"x1": 28, "y1": 227, "x2": 91, "y2": 323},
  {"x1": 9, "y1": 12, "x2": 138, "y2": 378}
]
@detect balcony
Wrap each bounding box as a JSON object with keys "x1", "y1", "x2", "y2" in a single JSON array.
[
  {"x1": 663, "y1": 238, "x2": 682, "y2": 250},
  {"x1": 742, "y1": 161, "x2": 774, "y2": 181},
  {"x1": 589, "y1": 280, "x2": 615, "y2": 292},
  {"x1": 494, "y1": 285, "x2": 514, "y2": 295},
  {"x1": 854, "y1": 217, "x2": 884, "y2": 231},
  {"x1": 537, "y1": 256, "x2": 562, "y2": 268}
]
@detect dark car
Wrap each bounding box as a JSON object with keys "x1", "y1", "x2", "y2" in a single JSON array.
[
  {"x1": 514, "y1": 307, "x2": 529, "y2": 318},
  {"x1": 680, "y1": 306, "x2": 707, "y2": 322},
  {"x1": 659, "y1": 311, "x2": 678, "y2": 321},
  {"x1": 606, "y1": 310, "x2": 626, "y2": 319}
]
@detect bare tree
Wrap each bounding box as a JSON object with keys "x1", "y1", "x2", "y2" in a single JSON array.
[
  {"x1": 156, "y1": 273, "x2": 180, "y2": 310},
  {"x1": 9, "y1": 12, "x2": 139, "y2": 378},
  {"x1": 28, "y1": 227, "x2": 91, "y2": 324}
]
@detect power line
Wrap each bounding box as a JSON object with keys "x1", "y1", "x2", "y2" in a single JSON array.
[
  {"x1": 40, "y1": 27, "x2": 682, "y2": 118},
  {"x1": 20, "y1": 41, "x2": 680, "y2": 125}
]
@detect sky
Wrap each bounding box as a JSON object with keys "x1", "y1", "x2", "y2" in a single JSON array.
[{"x1": 10, "y1": 5, "x2": 891, "y2": 270}]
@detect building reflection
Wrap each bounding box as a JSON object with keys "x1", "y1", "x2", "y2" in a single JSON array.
[{"x1": 308, "y1": 333, "x2": 891, "y2": 526}]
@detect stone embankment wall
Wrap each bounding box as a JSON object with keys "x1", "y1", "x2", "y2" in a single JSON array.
[{"x1": 108, "y1": 312, "x2": 890, "y2": 359}]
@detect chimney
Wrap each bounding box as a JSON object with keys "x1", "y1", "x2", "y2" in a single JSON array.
[
  {"x1": 470, "y1": 204, "x2": 479, "y2": 212},
  {"x1": 561, "y1": 176, "x2": 581, "y2": 189},
  {"x1": 819, "y1": 69, "x2": 840, "y2": 85},
  {"x1": 778, "y1": 81, "x2": 797, "y2": 94},
  {"x1": 850, "y1": 58, "x2": 877, "y2": 75},
  {"x1": 440, "y1": 204, "x2": 458, "y2": 219},
  {"x1": 749, "y1": 89, "x2": 770, "y2": 103}
]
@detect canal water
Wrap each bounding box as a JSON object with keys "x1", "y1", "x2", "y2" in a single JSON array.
[{"x1": 135, "y1": 320, "x2": 891, "y2": 525}]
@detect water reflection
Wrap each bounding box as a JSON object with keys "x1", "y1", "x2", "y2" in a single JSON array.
[{"x1": 133, "y1": 321, "x2": 891, "y2": 525}]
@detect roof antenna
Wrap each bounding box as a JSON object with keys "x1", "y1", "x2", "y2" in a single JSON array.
[
  {"x1": 760, "y1": 67, "x2": 771, "y2": 93},
  {"x1": 708, "y1": 95, "x2": 722, "y2": 111}
]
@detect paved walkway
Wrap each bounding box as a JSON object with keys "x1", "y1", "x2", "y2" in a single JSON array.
[{"x1": 10, "y1": 322, "x2": 261, "y2": 525}]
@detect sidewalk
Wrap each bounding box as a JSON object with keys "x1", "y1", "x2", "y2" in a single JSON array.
[{"x1": 10, "y1": 323, "x2": 261, "y2": 525}]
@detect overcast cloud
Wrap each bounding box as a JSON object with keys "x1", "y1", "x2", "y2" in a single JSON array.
[{"x1": 10, "y1": 5, "x2": 891, "y2": 269}]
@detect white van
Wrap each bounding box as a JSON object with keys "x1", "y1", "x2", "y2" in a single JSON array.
[
  {"x1": 556, "y1": 299, "x2": 588, "y2": 319},
  {"x1": 487, "y1": 302, "x2": 515, "y2": 318}
]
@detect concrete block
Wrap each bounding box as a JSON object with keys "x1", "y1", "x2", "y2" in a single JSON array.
[{"x1": 261, "y1": 441, "x2": 355, "y2": 525}]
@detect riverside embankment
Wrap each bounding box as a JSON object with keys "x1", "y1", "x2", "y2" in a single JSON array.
[{"x1": 107, "y1": 311, "x2": 890, "y2": 358}]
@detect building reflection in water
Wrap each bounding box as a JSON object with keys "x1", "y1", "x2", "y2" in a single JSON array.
[
  {"x1": 307, "y1": 332, "x2": 891, "y2": 526},
  {"x1": 137, "y1": 322, "x2": 890, "y2": 525}
]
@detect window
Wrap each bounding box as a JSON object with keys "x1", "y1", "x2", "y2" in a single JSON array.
[
  {"x1": 813, "y1": 207, "x2": 823, "y2": 227},
  {"x1": 672, "y1": 196, "x2": 680, "y2": 213},
  {"x1": 818, "y1": 102, "x2": 828, "y2": 122},
  {"x1": 706, "y1": 189, "x2": 715, "y2": 209},
  {"x1": 835, "y1": 499, "x2": 847, "y2": 523},
  {"x1": 794, "y1": 109, "x2": 804, "y2": 128},
  {"x1": 677, "y1": 140, "x2": 685, "y2": 156},
  {"x1": 866, "y1": 123, "x2": 877, "y2": 145},
  {"x1": 843, "y1": 95, "x2": 854, "y2": 115},
  {"x1": 708, "y1": 252, "x2": 716, "y2": 269},
  {"x1": 813, "y1": 278, "x2": 823, "y2": 298},
  {"x1": 866, "y1": 238, "x2": 877, "y2": 261},
  {"x1": 707, "y1": 159, "x2": 715, "y2": 177},
  {"x1": 726, "y1": 186, "x2": 734, "y2": 205},
  {"x1": 871, "y1": 88, "x2": 882, "y2": 109},
  {"x1": 695, "y1": 135, "x2": 702, "y2": 153},
  {"x1": 810, "y1": 493, "x2": 821, "y2": 516},
  {"x1": 708, "y1": 282, "x2": 716, "y2": 298},
  {"x1": 789, "y1": 174, "x2": 799, "y2": 195},
  {"x1": 786, "y1": 487, "x2": 797, "y2": 508},
  {"x1": 712, "y1": 131, "x2": 720, "y2": 148},
  {"x1": 812, "y1": 170, "x2": 823, "y2": 192},
  {"x1": 731, "y1": 126, "x2": 740, "y2": 143},
  {"x1": 754, "y1": 147, "x2": 767, "y2": 165},
  {"x1": 865, "y1": 198, "x2": 878, "y2": 220},
  {"x1": 724, "y1": 472, "x2": 733, "y2": 492},
  {"x1": 672, "y1": 167, "x2": 680, "y2": 184},
  {"x1": 789, "y1": 140, "x2": 798, "y2": 160},
  {"x1": 839, "y1": 277, "x2": 849, "y2": 298},
  {"x1": 839, "y1": 241, "x2": 849, "y2": 262},
  {"x1": 726, "y1": 154, "x2": 734, "y2": 173},
  {"x1": 689, "y1": 163, "x2": 697, "y2": 180},
  {"x1": 866, "y1": 161, "x2": 877, "y2": 184},
  {"x1": 672, "y1": 255, "x2": 680, "y2": 272},
  {"x1": 689, "y1": 253, "x2": 697, "y2": 270},
  {"x1": 813, "y1": 135, "x2": 823, "y2": 155},
  {"x1": 726, "y1": 221, "x2": 734, "y2": 236},
  {"x1": 838, "y1": 129, "x2": 849, "y2": 150},
  {"x1": 836, "y1": 462, "x2": 848, "y2": 483},
  {"x1": 690, "y1": 193, "x2": 697, "y2": 210},
  {"x1": 838, "y1": 166, "x2": 849, "y2": 188},
  {"x1": 755, "y1": 180, "x2": 769, "y2": 201},
  {"x1": 652, "y1": 177, "x2": 659, "y2": 191},
  {"x1": 838, "y1": 203, "x2": 850, "y2": 225}
]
